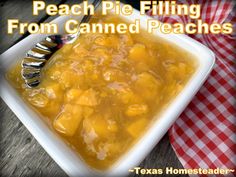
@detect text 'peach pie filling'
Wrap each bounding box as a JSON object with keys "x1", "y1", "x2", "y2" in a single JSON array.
[{"x1": 7, "y1": 15, "x2": 197, "y2": 170}]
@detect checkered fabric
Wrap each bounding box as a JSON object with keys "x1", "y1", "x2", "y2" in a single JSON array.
[{"x1": 147, "y1": 0, "x2": 236, "y2": 176}]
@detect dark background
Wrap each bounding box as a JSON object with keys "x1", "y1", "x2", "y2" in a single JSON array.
[{"x1": 126, "y1": 0, "x2": 142, "y2": 9}]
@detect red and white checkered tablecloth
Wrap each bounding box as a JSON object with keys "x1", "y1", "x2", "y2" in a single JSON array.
[{"x1": 147, "y1": 0, "x2": 236, "y2": 176}]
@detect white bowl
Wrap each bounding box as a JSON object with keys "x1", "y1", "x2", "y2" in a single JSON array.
[{"x1": 0, "y1": 5, "x2": 215, "y2": 177}]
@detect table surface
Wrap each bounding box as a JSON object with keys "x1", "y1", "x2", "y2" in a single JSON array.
[{"x1": 0, "y1": 0, "x2": 187, "y2": 176}]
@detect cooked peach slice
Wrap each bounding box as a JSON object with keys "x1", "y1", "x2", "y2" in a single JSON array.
[
  {"x1": 135, "y1": 72, "x2": 161, "y2": 100},
  {"x1": 40, "y1": 102, "x2": 61, "y2": 118},
  {"x1": 125, "y1": 104, "x2": 148, "y2": 117},
  {"x1": 53, "y1": 104, "x2": 83, "y2": 136},
  {"x1": 83, "y1": 114, "x2": 110, "y2": 138},
  {"x1": 102, "y1": 68, "x2": 126, "y2": 82},
  {"x1": 45, "y1": 83, "x2": 63, "y2": 100},
  {"x1": 92, "y1": 117, "x2": 110, "y2": 137},
  {"x1": 117, "y1": 88, "x2": 135, "y2": 104},
  {"x1": 59, "y1": 70, "x2": 80, "y2": 89},
  {"x1": 65, "y1": 88, "x2": 83, "y2": 103},
  {"x1": 82, "y1": 106, "x2": 94, "y2": 119},
  {"x1": 78, "y1": 88, "x2": 99, "y2": 106},
  {"x1": 128, "y1": 43, "x2": 148, "y2": 62},
  {"x1": 28, "y1": 93, "x2": 49, "y2": 108},
  {"x1": 47, "y1": 66, "x2": 63, "y2": 81}
]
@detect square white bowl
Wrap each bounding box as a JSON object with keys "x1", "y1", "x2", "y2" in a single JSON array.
[{"x1": 0, "y1": 5, "x2": 215, "y2": 177}]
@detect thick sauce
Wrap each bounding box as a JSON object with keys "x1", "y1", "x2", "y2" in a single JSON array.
[{"x1": 7, "y1": 14, "x2": 196, "y2": 169}]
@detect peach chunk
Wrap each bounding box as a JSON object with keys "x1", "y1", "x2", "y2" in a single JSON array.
[
  {"x1": 47, "y1": 66, "x2": 63, "y2": 81},
  {"x1": 117, "y1": 88, "x2": 135, "y2": 104},
  {"x1": 28, "y1": 93, "x2": 49, "y2": 108},
  {"x1": 45, "y1": 83, "x2": 63, "y2": 100},
  {"x1": 83, "y1": 114, "x2": 111, "y2": 137},
  {"x1": 102, "y1": 68, "x2": 126, "y2": 82},
  {"x1": 65, "y1": 88, "x2": 83, "y2": 103},
  {"x1": 59, "y1": 70, "x2": 80, "y2": 88},
  {"x1": 128, "y1": 43, "x2": 148, "y2": 62},
  {"x1": 78, "y1": 88, "x2": 99, "y2": 106},
  {"x1": 82, "y1": 107, "x2": 94, "y2": 119},
  {"x1": 40, "y1": 102, "x2": 61, "y2": 118},
  {"x1": 125, "y1": 104, "x2": 148, "y2": 117},
  {"x1": 53, "y1": 104, "x2": 83, "y2": 136},
  {"x1": 126, "y1": 118, "x2": 148, "y2": 138},
  {"x1": 135, "y1": 72, "x2": 161, "y2": 100}
]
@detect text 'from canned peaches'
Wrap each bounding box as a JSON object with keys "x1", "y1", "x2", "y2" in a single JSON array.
[{"x1": 7, "y1": 1, "x2": 233, "y2": 35}]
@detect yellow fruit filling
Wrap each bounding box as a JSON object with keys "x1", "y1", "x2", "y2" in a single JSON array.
[{"x1": 6, "y1": 14, "x2": 196, "y2": 170}]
